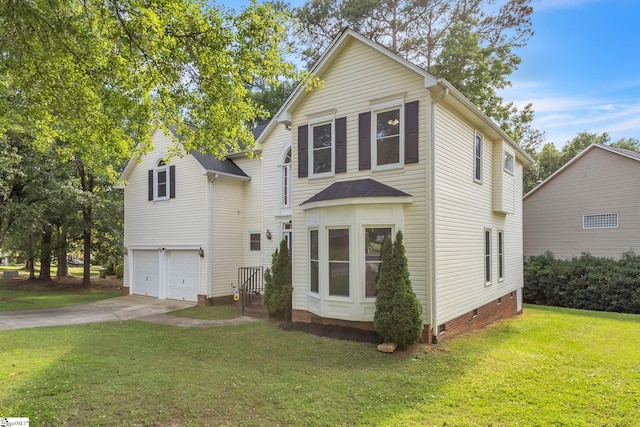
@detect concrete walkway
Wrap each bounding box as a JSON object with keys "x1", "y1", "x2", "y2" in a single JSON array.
[{"x1": 0, "y1": 295, "x2": 262, "y2": 330}]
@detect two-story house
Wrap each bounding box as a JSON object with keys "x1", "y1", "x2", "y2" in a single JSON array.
[{"x1": 120, "y1": 29, "x2": 533, "y2": 343}]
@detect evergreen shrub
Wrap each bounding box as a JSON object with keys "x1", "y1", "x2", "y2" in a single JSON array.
[
  {"x1": 374, "y1": 231, "x2": 423, "y2": 347},
  {"x1": 524, "y1": 251, "x2": 640, "y2": 313},
  {"x1": 264, "y1": 239, "x2": 292, "y2": 320}
]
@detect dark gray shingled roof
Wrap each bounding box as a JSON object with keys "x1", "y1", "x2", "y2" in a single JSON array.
[
  {"x1": 190, "y1": 150, "x2": 249, "y2": 178},
  {"x1": 301, "y1": 178, "x2": 411, "y2": 205}
]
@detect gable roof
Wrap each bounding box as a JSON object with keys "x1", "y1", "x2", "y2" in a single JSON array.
[
  {"x1": 524, "y1": 143, "x2": 640, "y2": 199},
  {"x1": 119, "y1": 124, "x2": 252, "y2": 183},
  {"x1": 256, "y1": 28, "x2": 533, "y2": 165},
  {"x1": 301, "y1": 178, "x2": 412, "y2": 209}
]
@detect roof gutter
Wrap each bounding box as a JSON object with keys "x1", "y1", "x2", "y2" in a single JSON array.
[{"x1": 434, "y1": 79, "x2": 535, "y2": 165}]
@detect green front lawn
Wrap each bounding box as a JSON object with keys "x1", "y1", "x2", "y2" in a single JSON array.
[
  {"x1": 0, "y1": 288, "x2": 121, "y2": 311},
  {"x1": 1, "y1": 305, "x2": 639, "y2": 426}
]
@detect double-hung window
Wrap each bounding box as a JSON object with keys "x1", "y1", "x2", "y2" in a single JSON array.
[
  {"x1": 474, "y1": 134, "x2": 483, "y2": 182},
  {"x1": 328, "y1": 228, "x2": 349, "y2": 297},
  {"x1": 498, "y1": 230, "x2": 505, "y2": 280},
  {"x1": 484, "y1": 228, "x2": 492, "y2": 285},
  {"x1": 503, "y1": 151, "x2": 514, "y2": 174},
  {"x1": 372, "y1": 99, "x2": 403, "y2": 169},
  {"x1": 309, "y1": 116, "x2": 334, "y2": 177},
  {"x1": 364, "y1": 227, "x2": 392, "y2": 297},
  {"x1": 309, "y1": 229, "x2": 319, "y2": 293},
  {"x1": 154, "y1": 160, "x2": 169, "y2": 200}
]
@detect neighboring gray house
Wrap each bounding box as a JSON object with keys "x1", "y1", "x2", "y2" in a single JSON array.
[{"x1": 524, "y1": 144, "x2": 640, "y2": 259}]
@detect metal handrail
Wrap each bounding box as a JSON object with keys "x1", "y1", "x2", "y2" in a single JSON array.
[{"x1": 238, "y1": 266, "x2": 263, "y2": 314}]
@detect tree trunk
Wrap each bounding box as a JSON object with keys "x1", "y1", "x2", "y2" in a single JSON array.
[
  {"x1": 38, "y1": 224, "x2": 52, "y2": 281},
  {"x1": 78, "y1": 162, "x2": 94, "y2": 287},
  {"x1": 27, "y1": 258, "x2": 35, "y2": 279},
  {"x1": 55, "y1": 225, "x2": 69, "y2": 278}
]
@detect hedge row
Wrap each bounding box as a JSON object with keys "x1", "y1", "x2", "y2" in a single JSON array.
[{"x1": 524, "y1": 252, "x2": 640, "y2": 314}]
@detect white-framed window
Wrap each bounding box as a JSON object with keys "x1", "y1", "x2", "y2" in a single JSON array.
[
  {"x1": 328, "y1": 228, "x2": 350, "y2": 297},
  {"x1": 154, "y1": 160, "x2": 169, "y2": 200},
  {"x1": 372, "y1": 99, "x2": 404, "y2": 169},
  {"x1": 309, "y1": 115, "x2": 334, "y2": 177},
  {"x1": 282, "y1": 221, "x2": 292, "y2": 257},
  {"x1": 281, "y1": 146, "x2": 292, "y2": 207},
  {"x1": 583, "y1": 213, "x2": 619, "y2": 229},
  {"x1": 249, "y1": 233, "x2": 261, "y2": 252},
  {"x1": 484, "y1": 228, "x2": 492, "y2": 285},
  {"x1": 309, "y1": 229, "x2": 319, "y2": 293},
  {"x1": 498, "y1": 230, "x2": 505, "y2": 281},
  {"x1": 474, "y1": 133, "x2": 483, "y2": 183},
  {"x1": 364, "y1": 227, "x2": 393, "y2": 298},
  {"x1": 503, "y1": 151, "x2": 514, "y2": 174}
]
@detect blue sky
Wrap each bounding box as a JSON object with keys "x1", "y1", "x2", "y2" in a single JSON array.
[{"x1": 218, "y1": 0, "x2": 640, "y2": 150}]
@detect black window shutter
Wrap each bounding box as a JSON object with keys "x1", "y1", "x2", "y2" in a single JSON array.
[
  {"x1": 405, "y1": 100, "x2": 419, "y2": 164},
  {"x1": 169, "y1": 165, "x2": 176, "y2": 199},
  {"x1": 298, "y1": 125, "x2": 308, "y2": 178},
  {"x1": 358, "y1": 112, "x2": 371, "y2": 170},
  {"x1": 335, "y1": 117, "x2": 347, "y2": 173},
  {"x1": 148, "y1": 169, "x2": 154, "y2": 201}
]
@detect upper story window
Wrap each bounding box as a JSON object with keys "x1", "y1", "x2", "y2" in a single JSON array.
[
  {"x1": 374, "y1": 108, "x2": 402, "y2": 167},
  {"x1": 310, "y1": 119, "x2": 334, "y2": 177},
  {"x1": 148, "y1": 159, "x2": 175, "y2": 201},
  {"x1": 474, "y1": 134, "x2": 483, "y2": 183},
  {"x1": 503, "y1": 151, "x2": 514, "y2": 174},
  {"x1": 281, "y1": 147, "x2": 292, "y2": 208}
]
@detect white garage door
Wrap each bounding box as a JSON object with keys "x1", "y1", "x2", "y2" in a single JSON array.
[
  {"x1": 166, "y1": 250, "x2": 200, "y2": 302},
  {"x1": 132, "y1": 250, "x2": 160, "y2": 298}
]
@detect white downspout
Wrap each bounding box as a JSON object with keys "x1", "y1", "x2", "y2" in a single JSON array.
[
  {"x1": 430, "y1": 87, "x2": 449, "y2": 343},
  {"x1": 207, "y1": 173, "x2": 218, "y2": 301}
]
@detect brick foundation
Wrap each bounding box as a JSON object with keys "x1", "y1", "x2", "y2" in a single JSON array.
[
  {"x1": 291, "y1": 289, "x2": 522, "y2": 345},
  {"x1": 434, "y1": 290, "x2": 521, "y2": 343},
  {"x1": 198, "y1": 294, "x2": 235, "y2": 307}
]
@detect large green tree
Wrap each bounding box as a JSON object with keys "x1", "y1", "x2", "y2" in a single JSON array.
[{"x1": 294, "y1": 0, "x2": 535, "y2": 142}]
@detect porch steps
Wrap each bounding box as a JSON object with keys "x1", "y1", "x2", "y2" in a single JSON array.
[{"x1": 243, "y1": 295, "x2": 269, "y2": 319}]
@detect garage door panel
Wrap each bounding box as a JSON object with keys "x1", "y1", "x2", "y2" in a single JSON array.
[
  {"x1": 166, "y1": 250, "x2": 199, "y2": 302},
  {"x1": 132, "y1": 250, "x2": 159, "y2": 297}
]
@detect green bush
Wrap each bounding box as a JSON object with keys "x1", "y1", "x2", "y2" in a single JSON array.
[
  {"x1": 115, "y1": 264, "x2": 124, "y2": 279},
  {"x1": 374, "y1": 231, "x2": 423, "y2": 348},
  {"x1": 524, "y1": 251, "x2": 640, "y2": 314},
  {"x1": 263, "y1": 239, "x2": 292, "y2": 320}
]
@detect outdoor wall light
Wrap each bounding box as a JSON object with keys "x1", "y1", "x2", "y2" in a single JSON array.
[
  {"x1": 266, "y1": 229, "x2": 272, "y2": 240},
  {"x1": 199, "y1": 247, "x2": 204, "y2": 257}
]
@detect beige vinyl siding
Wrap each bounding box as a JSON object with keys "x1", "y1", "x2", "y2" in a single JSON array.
[
  {"x1": 434, "y1": 104, "x2": 524, "y2": 324},
  {"x1": 211, "y1": 178, "x2": 245, "y2": 297},
  {"x1": 524, "y1": 147, "x2": 640, "y2": 259},
  {"x1": 123, "y1": 128, "x2": 208, "y2": 293},
  {"x1": 234, "y1": 156, "x2": 264, "y2": 267},
  {"x1": 290, "y1": 38, "x2": 430, "y2": 318},
  {"x1": 260, "y1": 125, "x2": 293, "y2": 267}
]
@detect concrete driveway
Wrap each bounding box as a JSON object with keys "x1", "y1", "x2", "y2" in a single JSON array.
[{"x1": 0, "y1": 295, "x2": 195, "y2": 330}]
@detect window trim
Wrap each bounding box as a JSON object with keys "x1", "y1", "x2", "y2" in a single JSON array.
[
  {"x1": 371, "y1": 98, "x2": 404, "y2": 171},
  {"x1": 474, "y1": 133, "x2": 483, "y2": 183},
  {"x1": 328, "y1": 227, "x2": 350, "y2": 298},
  {"x1": 309, "y1": 228, "x2": 319, "y2": 294},
  {"x1": 248, "y1": 232, "x2": 261, "y2": 252},
  {"x1": 308, "y1": 114, "x2": 335, "y2": 178},
  {"x1": 484, "y1": 228, "x2": 492, "y2": 286},
  {"x1": 154, "y1": 160, "x2": 170, "y2": 201},
  {"x1": 498, "y1": 229, "x2": 505, "y2": 281},
  {"x1": 280, "y1": 145, "x2": 292, "y2": 208},
  {"x1": 503, "y1": 151, "x2": 514, "y2": 175}
]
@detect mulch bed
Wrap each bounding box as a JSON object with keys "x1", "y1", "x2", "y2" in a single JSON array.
[{"x1": 279, "y1": 321, "x2": 383, "y2": 344}]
